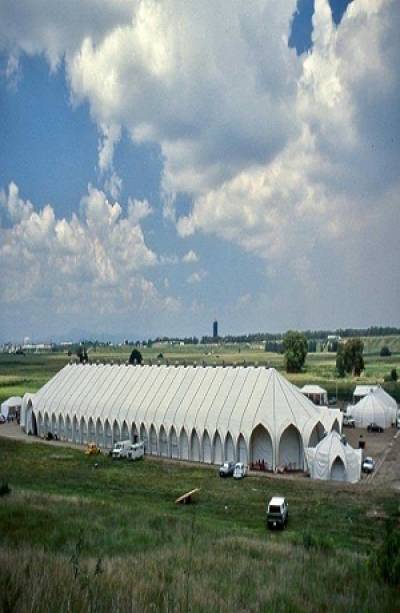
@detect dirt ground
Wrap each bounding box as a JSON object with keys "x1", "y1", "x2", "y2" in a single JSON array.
[{"x1": 2, "y1": 422, "x2": 400, "y2": 489}]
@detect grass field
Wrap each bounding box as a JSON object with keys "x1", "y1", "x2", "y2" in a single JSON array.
[
  {"x1": 1, "y1": 338, "x2": 399, "y2": 405},
  {"x1": 1, "y1": 437, "x2": 399, "y2": 612}
]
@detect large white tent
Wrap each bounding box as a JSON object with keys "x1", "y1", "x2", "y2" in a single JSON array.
[
  {"x1": 22, "y1": 364, "x2": 342, "y2": 470},
  {"x1": 350, "y1": 389, "x2": 396, "y2": 429},
  {"x1": 305, "y1": 431, "x2": 362, "y2": 483}
]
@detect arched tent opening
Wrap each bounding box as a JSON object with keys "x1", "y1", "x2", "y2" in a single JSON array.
[
  {"x1": 149, "y1": 424, "x2": 158, "y2": 455},
  {"x1": 88, "y1": 417, "x2": 95, "y2": 442},
  {"x1": 250, "y1": 424, "x2": 273, "y2": 469},
  {"x1": 121, "y1": 421, "x2": 129, "y2": 442},
  {"x1": 308, "y1": 421, "x2": 325, "y2": 447},
  {"x1": 225, "y1": 432, "x2": 235, "y2": 462},
  {"x1": 140, "y1": 424, "x2": 148, "y2": 452},
  {"x1": 113, "y1": 420, "x2": 121, "y2": 445},
  {"x1": 237, "y1": 434, "x2": 248, "y2": 464},
  {"x1": 38, "y1": 412, "x2": 44, "y2": 437},
  {"x1": 202, "y1": 430, "x2": 212, "y2": 463},
  {"x1": 330, "y1": 456, "x2": 346, "y2": 481},
  {"x1": 96, "y1": 418, "x2": 104, "y2": 446},
  {"x1": 80, "y1": 417, "x2": 88, "y2": 444},
  {"x1": 332, "y1": 419, "x2": 341, "y2": 434},
  {"x1": 169, "y1": 426, "x2": 179, "y2": 458},
  {"x1": 159, "y1": 426, "x2": 168, "y2": 456},
  {"x1": 72, "y1": 416, "x2": 79, "y2": 443},
  {"x1": 190, "y1": 429, "x2": 201, "y2": 462},
  {"x1": 66, "y1": 415, "x2": 73, "y2": 442},
  {"x1": 51, "y1": 413, "x2": 57, "y2": 436},
  {"x1": 31, "y1": 410, "x2": 38, "y2": 436},
  {"x1": 105, "y1": 420, "x2": 112, "y2": 448},
  {"x1": 212, "y1": 431, "x2": 223, "y2": 465},
  {"x1": 44, "y1": 412, "x2": 50, "y2": 435},
  {"x1": 131, "y1": 422, "x2": 138, "y2": 443},
  {"x1": 58, "y1": 415, "x2": 65, "y2": 440},
  {"x1": 278, "y1": 425, "x2": 303, "y2": 470},
  {"x1": 180, "y1": 428, "x2": 189, "y2": 460}
]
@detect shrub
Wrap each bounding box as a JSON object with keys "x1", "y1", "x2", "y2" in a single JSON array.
[{"x1": 380, "y1": 346, "x2": 391, "y2": 357}]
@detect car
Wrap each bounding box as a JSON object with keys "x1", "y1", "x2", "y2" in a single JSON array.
[
  {"x1": 219, "y1": 461, "x2": 235, "y2": 477},
  {"x1": 111, "y1": 439, "x2": 133, "y2": 459},
  {"x1": 266, "y1": 496, "x2": 289, "y2": 530},
  {"x1": 367, "y1": 422, "x2": 384, "y2": 433},
  {"x1": 362, "y1": 457, "x2": 376, "y2": 474},
  {"x1": 343, "y1": 414, "x2": 356, "y2": 428},
  {"x1": 233, "y1": 462, "x2": 247, "y2": 479}
]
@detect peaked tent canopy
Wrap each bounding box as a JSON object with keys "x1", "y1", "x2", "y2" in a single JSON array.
[
  {"x1": 305, "y1": 431, "x2": 362, "y2": 483},
  {"x1": 350, "y1": 390, "x2": 395, "y2": 429},
  {"x1": 23, "y1": 364, "x2": 341, "y2": 470}
]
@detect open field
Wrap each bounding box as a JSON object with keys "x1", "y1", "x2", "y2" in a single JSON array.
[
  {"x1": 1, "y1": 435, "x2": 400, "y2": 612},
  {"x1": 1, "y1": 340, "x2": 399, "y2": 404}
]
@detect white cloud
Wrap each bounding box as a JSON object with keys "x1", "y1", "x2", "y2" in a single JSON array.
[
  {"x1": 0, "y1": 182, "x2": 172, "y2": 317},
  {"x1": 0, "y1": 0, "x2": 399, "y2": 328},
  {"x1": 182, "y1": 249, "x2": 198, "y2": 264},
  {"x1": 187, "y1": 270, "x2": 207, "y2": 284}
]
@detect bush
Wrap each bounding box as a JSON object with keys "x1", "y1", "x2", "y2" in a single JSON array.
[{"x1": 380, "y1": 346, "x2": 391, "y2": 357}]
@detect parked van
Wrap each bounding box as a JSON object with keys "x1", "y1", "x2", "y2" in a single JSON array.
[
  {"x1": 127, "y1": 441, "x2": 144, "y2": 461},
  {"x1": 111, "y1": 440, "x2": 132, "y2": 459},
  {"x1": 233, "y1": 462, "x2": 247, "y2": 479},
  {"x1": 266, "y1": 496, "x2": 289, "y2": 530}
]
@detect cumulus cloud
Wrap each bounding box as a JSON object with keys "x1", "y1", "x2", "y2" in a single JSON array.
[
  {"x1": 0, "y1": 0, "x2": 399, "y2": 328},
  {"x1": 0, "y1": 182, "x2": 180, "y2": 319},
  {"x1": 182, "y1": 250, "x2": 198, "y2": 264},
  {"x1": 187, "y1": 270, "x2": 207, "y2": 284}
]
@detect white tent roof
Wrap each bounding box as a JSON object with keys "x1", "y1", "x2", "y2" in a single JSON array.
[
  {"x1": 351, "y1": 391, "x2": 395, "y2": 428},
  {"x1": 301, "y1": 385, "x2": 327, "y2": 395},
  {"x1": 373, "y1": 387, "x2": 397, "y2": 412},
  {"x1": 31, "y1": 364, "x2": 340, "y2": 452},
  {"x1": 305, "y1": 431, "x2": 362, "y2": 483},
  {"x1": 353, "y1": 385, "x2": 378, "y2": 398}
]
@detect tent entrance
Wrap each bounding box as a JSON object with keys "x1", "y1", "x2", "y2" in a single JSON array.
[{"x1": 330, "y1": 457, "x2": 346, "y2": 481}]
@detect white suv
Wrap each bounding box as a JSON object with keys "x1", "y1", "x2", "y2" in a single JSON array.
[{"x1": 267, "y1": 496, "x2": 289, "y2": 530}]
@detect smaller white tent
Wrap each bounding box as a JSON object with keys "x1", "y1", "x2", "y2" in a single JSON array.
[
  {"x1": 353, "y1": 385, "x2": 378, "y2": 403},
  {"x1": 305, "y1": 431, "x2": 362, "y2": 483},
  {"x1": 374, "y1": 387, "x2": 397, "y2": 415},
  {"x1": 1, "y1": 396, "x2": 22, "y2": 419},
  {"x1": 300, "y1": 385, "x2": 328, "y2": 406},
  {"x1": 351, "y1": 390, "x2": 394, "y2": 429}
]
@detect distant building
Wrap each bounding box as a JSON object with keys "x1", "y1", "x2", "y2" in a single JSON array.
[{"x1": 213, "y1": 320, "x2": 218, "y2": 339}]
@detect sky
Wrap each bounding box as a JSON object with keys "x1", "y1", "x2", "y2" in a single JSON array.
[{"x1": 0, "y1": 0, "x2": 399, "y2": 342}]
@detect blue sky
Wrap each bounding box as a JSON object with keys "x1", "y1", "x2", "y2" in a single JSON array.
[{"x1": 0, "y1": 0, "x2": 398, "y2": 342}]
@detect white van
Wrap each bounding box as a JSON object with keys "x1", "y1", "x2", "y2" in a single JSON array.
[
  {"x1": 127, "y1": 441, "x2": 144, "y2": 461},
  {"x1": 111, "y1": 440, "x2": 132, "y2": 459},
  {"x1": 233, "y1": 462, "x2": 247, "y2": 479}
]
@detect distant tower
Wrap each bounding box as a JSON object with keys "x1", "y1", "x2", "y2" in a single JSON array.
[{"x1": 213, "y1": 320, "x2": 218, "y2": 340}]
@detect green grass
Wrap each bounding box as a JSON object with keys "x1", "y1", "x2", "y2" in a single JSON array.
[{"x1": 0, "y1": 437, "x2": 399, "y2": 612}]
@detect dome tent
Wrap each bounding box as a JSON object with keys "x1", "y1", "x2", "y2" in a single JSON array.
[
  {"x1": 25, "y1": 364, "x2": 341, "y2": 470},
  {"x1": 351, "y1": 390, "x2": 395, "y2": 429},
  {"x1": 305, "y1": 431, "x2": 362, "y2": 483}
]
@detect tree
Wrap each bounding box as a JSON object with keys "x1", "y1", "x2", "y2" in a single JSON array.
[
  {"x1": 336, "y1": 339, "x2": 364, "y2": 377},
  {"x1": 390, "y1": 368, "x2": 398, "y2": 382},
  {"x1": 283, "y1": 331, "x2": 308, "y2": 373},
  {"x1": 380, "y1": 346, "x2": 391, "y2": 357},
  {"x1": 76, "y1": 345, "x2": 88, "y2": 363},
  {"x1": 129, "y1": 349, "x2": 143, "y2": 365}
]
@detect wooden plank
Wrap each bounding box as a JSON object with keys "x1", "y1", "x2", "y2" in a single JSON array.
[{"x1": 175, "y1": 488, "x2": 200, "y2": 504}]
